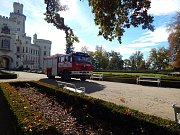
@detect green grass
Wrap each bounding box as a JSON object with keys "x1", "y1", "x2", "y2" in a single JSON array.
[
  {"x1": 95, "y1": 72, "x2": 167, "y2": 77},
  {"x1": 95, "y1": 72, "x2": 180, "y2": 80}
]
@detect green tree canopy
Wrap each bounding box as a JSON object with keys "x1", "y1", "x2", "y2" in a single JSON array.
[
  {"x1": 129, "y1": 51, "x2": 144, "y2": 70},
  {"x1": 148, "y1": 47, "x2": 170, "y2": 70},
  {"x1": 92, "y1": 46, "x2": 109, "y2": 69},
  {"x1": 44, "y1": 0, "x2": 154, "y2": 44},
  {"x1": 107, "y1": 51, "x2": 123, "y2": 70}
]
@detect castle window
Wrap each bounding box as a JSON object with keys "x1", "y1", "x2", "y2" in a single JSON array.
[
  {"x1": 44, "y1": 51, "x2": 46, "y2": 56},
  {"x1": 1, "y1": 26, "x2": 10, "y2": 34},
  {"x1": 17, "y1": 21, "x2": 20, "y2": 25},
  {"x1": 17, "y1": 28, "x2": 20, "y2": 31},
  {"x1": 17, "y1": 46, "x2": 20, "y2": 52},
  {"x1": 1, "y1": 40, "x2": 3, "y2": 48},
  {"x1": 1, "y1": 39, "x2": 10, "y2": 50}
]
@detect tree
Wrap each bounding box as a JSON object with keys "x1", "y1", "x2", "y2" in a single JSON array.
[
  {"x1": 148, "y1": 47, "x2": 170, "y2": 70},
  {"x1": 44, "y1": 0, "x2": 154, "y2": 44},
  {"x1": 65, "y1": 29, "x2": 79, "y2": 54},
  {"x1": 44, "y1": 0, "x2": 79, "y2": 54},
  {"x1": 168, "y1": 12, "x2": 180, "y2": 69},
  {"x1": 123, "y1": 59, "x2": 131, "y2": 70},
  {"x1": 108, "y1": 51, "x2": 123, "y2": 70},
  {"x1": 129, "y1": 51, "x2": 144, "y2": 70},
  {"x1": 92, "y1": 46, "x2": 109, "y2": 69}
]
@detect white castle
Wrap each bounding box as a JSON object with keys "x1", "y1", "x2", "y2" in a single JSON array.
[{"x1": 0, "y1": 2, "x2": 51, "y2": 70}]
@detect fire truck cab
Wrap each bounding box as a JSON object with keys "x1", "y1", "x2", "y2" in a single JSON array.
[{"x1": 43, "y1": 52, "x2": 93, "y2": 81}]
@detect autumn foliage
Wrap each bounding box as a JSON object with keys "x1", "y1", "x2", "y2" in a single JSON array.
[{"x1": 168, "y1": 12, "x2": 180, "y2": 69}]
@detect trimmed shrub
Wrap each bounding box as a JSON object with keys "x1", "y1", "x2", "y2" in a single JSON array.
[
  {"x1": 0, "y1": 71, "x2": 17, "y2": 79},
  {"x1": 0, "y1": 82, "x2": 59, "y2": 135},
  {"x1": 8, "y1": 81, "x2": 180, "y2": 135}
]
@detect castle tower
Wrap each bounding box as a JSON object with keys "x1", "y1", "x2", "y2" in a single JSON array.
[
  {"x1": 10, "y1": 2, "x2": 26, "y2": 34},
  {"x1": 33, "y1": 33, "x2": 37, "y2": 44},
  {"x1": 13, "y1": 2, "x2": 23, "y2": 14}
]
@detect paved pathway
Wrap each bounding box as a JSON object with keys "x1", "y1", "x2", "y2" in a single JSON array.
[{"x1": 1, "y1": 71, "x2": 180, "y2": 121}]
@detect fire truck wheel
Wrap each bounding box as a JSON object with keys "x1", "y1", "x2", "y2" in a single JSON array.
[
  {"x1": 62, "y1": 71, "x2": 70, "y2": 81},
  {"x1": 80, "y1": 77, "x2": 86, "y2": 81}
]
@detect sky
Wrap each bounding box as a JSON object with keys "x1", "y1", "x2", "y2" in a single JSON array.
[{"x1": 0, "y1": 0, "x2": 180, "y2": 60}]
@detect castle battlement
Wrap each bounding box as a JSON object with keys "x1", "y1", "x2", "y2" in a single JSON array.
[
  {"x1": 36, "y1": 39, "x2": 52, "y2": 44},
  {"x1": 0, "y1": 15, "x2": 9, "y2": 20},
  {"x1": 0, "y1": 2, "x2": 52, "y2": 70}
]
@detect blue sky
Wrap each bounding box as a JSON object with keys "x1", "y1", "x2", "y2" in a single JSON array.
[{"x1": 0, "y1": 0, "x2": 180, "y2": 60}]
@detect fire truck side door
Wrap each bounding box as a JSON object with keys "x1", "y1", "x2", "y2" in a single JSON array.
[{"x1": 59, "y1": 56, "x2": 72, "y2": 68}]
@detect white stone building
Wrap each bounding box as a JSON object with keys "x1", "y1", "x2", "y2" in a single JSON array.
[{"x1": 0, "y1": 2, "x2": 51, "y2": 70}]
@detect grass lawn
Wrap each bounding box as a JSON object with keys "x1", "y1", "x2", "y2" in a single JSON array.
[{"x1": 95, "y1": 71, "x2": 180, "y2": 81}]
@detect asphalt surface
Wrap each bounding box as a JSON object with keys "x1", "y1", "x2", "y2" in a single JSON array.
[{"x1": 1, "y1": 71, "x2": 180, "y2": 121}]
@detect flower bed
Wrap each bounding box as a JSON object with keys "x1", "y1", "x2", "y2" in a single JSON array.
[
  {"x1": 1, "y1": 81, "x2": 180, "y2": 135},
  {"x1": 0, "y1": 83, "x2": 58, "y2": 135}
]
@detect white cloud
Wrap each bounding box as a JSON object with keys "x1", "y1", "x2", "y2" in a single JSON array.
[
  {"x1": 60, "y1": 0, "x2": 94, "y2": 31},
  {"x1": 116, "y1": 46, "x2": 137, "y2": 55},
  {"x1": 115, "y1": 45, "x2": 154, "y2": 59},
  {"x1": 149, "y1": 0, "x2": 180, "y2": 16},
  {"x1": 116, "y1": 26, "x2": 170, "y2": 59},
  {"x1": 74, "y1": 39, "x2": 95, "y2": 52},
  {"x1": 134, "y1": 26, "x2": 169, "y2": 43},
  {"x1": 20, "y1": 0, "x2": 66, "y2": 55}
]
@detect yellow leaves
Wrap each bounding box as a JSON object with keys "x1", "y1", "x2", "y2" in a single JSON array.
[{"x1": 22, "y1": 117, "x2": 29, "y2": 123}]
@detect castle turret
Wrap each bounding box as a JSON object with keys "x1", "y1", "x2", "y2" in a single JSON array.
[
  {"x1": 13, "y1": 2, "x2": 23, "y2": 14},
  {"x1": 33, "y1": 33, "x2": 37, "y2": 44},
  {"x1": 10, "y1": 2, "x2": 26, "y2": 34}
]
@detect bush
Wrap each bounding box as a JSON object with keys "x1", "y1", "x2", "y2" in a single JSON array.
[
  {"x1": 8, "y1": 81, "x2": 180, "y2": 135},
  {"x1": 0, "y1": 82, "x2": 59, "y2": 135},
  {"x1": 0, "y1": 70, "x2": 17, "y2": 79}
]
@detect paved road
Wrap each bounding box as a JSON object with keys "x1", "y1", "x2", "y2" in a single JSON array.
[{"x1": 1, "y1": 71, "x2": 180, "y2": 121}]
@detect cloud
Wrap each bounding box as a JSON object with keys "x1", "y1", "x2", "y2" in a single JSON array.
[
  {"x1": 116, "y1": 26, "x2": 169, "y2": 59},
  {"x1": 21, "y1": 0, "x2": 67, "y2": 55},
  {"x1": 149, "y1": 0, "x2": 180, "y2": 16},
  {"x1": 133, "y1": 26, "x2": 169, "y2": 43},
  {"x1": 59, "y1": 0, "x2": 97, "y2": 34},
  {"x1": 127, "y1": 42, "x2": 157, "y2": 48},
  {"x1": 74, "y1": 39, "x2": 95, "y2": 52}
]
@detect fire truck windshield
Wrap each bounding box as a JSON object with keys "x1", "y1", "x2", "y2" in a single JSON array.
[{"x1": 73, "y1": 55, "x2": 91, "y2": 64}]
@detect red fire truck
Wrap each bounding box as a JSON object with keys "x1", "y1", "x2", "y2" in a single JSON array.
[{"x1": 43, "y1": 52, "x2": 93, "y2": 81}]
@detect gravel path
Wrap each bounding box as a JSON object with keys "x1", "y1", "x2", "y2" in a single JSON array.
[{"x1": 80, "y1": 80, "x2": 180, "y2": 121}]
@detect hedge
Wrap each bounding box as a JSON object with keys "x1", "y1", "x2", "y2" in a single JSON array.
[
  {"x1": 6, "y1": 81, "x2": 180, "y2": 135},
  {"x1": 0, "y1": 70, "x2": 17, "y2": 79},
  {"x1": 0, "y1": 82, "x2": 59, "y2": 135},
  {"x1": 101, "y1": 73, "x2": 180, "y2": 88}
]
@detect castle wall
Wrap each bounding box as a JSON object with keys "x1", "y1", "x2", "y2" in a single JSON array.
[{"x1": 0, "y1": 2, "x2": 51, "y2": 70}]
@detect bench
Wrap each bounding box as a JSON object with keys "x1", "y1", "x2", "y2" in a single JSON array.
[
  {"x1": 173, "y1": 104, "x2": 180, "y2": 124},
  {"x1": 136, "y1": 76, "x2": 161, "y2": 87},
  {"x1": 90, "y1": 73, "x2": 103, "y2": 81},
  {"x1": 57, "y1": 81, "x2": 85, "y2": 94}
]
